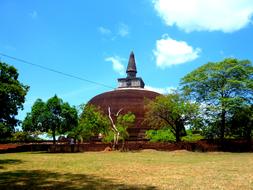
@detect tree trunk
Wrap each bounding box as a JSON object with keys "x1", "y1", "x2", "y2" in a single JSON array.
[
  {"x1": 175, "y1": 128, "x2": 181, "y2": 143},
  {"x1": 52, "y1": 130, "x2": 56, "y2": 144},
  {"x1": 108, "y1": 107, "x2": 122, "y2": 150},
  {"x1": 175, "y1": 124, "x2": 181, "y2": 143},
  {"x1": 175, "y1": 119, "x2": 184, "y2": 143},
  {"x1": 220, "y1": 108, "x2": 226, "y2": 142}
]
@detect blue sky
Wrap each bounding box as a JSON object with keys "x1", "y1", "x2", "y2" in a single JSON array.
[{"x1": 1, "y1": 0, "x2": 253, "y2": 122}]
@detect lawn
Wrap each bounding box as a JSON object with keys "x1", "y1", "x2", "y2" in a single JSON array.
[{"x1": 0, "y1": 150, "x2": 253, "y2": 190}]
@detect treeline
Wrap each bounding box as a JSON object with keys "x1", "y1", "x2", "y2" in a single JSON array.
[
  {"x1": 145, "y1": 58, "x2": 253, "y2": 143},
  {"x1": 0, "y1": 58, "x2": 252, "y2": 147}
]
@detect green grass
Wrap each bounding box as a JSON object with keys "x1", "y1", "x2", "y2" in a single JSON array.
[{"x1": 0, "y1": 150, "x2": 253, "y2": 190}]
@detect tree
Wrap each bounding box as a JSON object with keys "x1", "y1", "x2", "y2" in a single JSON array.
[
  {"x1": 181, "y1": 58, "x2": 253, "y2": 141},
  {"x1": 107, "y1": 107, "x2": 135, "y2": 150},
  {"x1": 73, "y1": 104, "x2": 110, "y2": 142},
  {"x1": 115, "y1": 112, "x2": 135, "y2": 148},
  {"x1": 144, "y1": 93, "x2": 199, "y2": 142},
  {"x1": 0, "y1": 62, "x2": 29, "y2": 139},
  {"x1": 75, "y1": 104, "x2": 135, "y2": 150},
  {"x1": 22, "y1": 95, "x2": 78, "y2": 144}
]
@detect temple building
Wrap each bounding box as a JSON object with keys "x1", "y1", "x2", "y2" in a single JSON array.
[{"x1": 89, "y1": 51, "x2": 160, "y2": 139}]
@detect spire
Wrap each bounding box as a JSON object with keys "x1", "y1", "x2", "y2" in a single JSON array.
[
  {"x1": 126, "y1": 51, "x2": 137, "y2": 78},
  {"x1": 117, "y1": 51, "x2": 145, "y2": 88}
]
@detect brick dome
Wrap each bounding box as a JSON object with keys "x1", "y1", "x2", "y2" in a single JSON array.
[{"x1": 88, "y1": 88, "x2": 160, "y2": 139}]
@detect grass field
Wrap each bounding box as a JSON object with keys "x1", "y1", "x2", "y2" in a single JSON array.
[{"x1": 0, "y1": 150, "x2": 253, "y2": 190}]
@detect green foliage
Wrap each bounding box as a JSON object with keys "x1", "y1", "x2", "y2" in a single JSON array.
[
  {"x1": 102, "y1": 130, "x2": 114, "y2": 143},
  {"x1": 22, "y1": 99, "x2": 47, "y2": 133},
  {"x1": 0, "y1": 123, "x2": 13, "y2": 140},
  {"x1": 116, "y1": 112, "x2": 135, "y2": 141},
  {"x1": 181, "y1": 58, "x2": 253, "y2": 140},
  {"x1": 144, "y1": 92, "x2": 199, "y2": 142},
  {"x1": 181, "y1": 130, "x2": 204, "y2": 142},
  {"x1": 228, "y1": 105, "x2": 253, "y2": 141},
  {"x1": 11, "y1": 131, "x2": 42, "y2": 142},
  {"x1": 103, "y1": 112, "x2": 135, "y2": 144},
  {"x1": 22, "y1": 95, "x2": 78, "y2": 144},
  {"x1": 145, "y1": 129, "x2": 176, "y2": 142},
  {"x1": 72, "y1": 105, "x2": 135, "y2": 145},
  {"x1": 201, "y1": 125, "x2": 219, "y2": 140},
  {"x1": 0, "y1": 62, "x2": 29, "y2": 139},
  {"x1": 146, "y1": 128, "x2": 204, "y2": 143},
  {"x1": 75, "y1": 104, "x2": 110, "y2": 141}
]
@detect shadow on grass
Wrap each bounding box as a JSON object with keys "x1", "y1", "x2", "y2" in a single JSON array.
[
  {"x1": 0, "y1": 159, "x2": 23, "y2": 169},
  {"x1": 0, "y1": 170, "x2": 157, "y2": 190}
]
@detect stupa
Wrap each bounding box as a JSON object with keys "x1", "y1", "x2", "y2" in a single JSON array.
[{"x1": 89, "y1": 51, "x2": 160, "y2": 139}]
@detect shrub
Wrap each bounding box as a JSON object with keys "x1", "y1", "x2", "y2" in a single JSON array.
[
  {"x1": 145, "y1": 129, "x2": 176, "y2": 142},
  {"x1": 182, "y1": 130, "x2": 204, "y2": 142}
]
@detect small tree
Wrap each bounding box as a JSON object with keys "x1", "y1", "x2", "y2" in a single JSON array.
[
  {"x1": 107, "y1": 107, "x2": 135, "y2": 150},
  {"x1": 74, "y1": 104, "x2": 110, "y2": 142},
  {"x1": 22, "y1": 95, "x2": 78, "y2": 144},
  {"x1": 0, "y1": 62, "x2": 29, "y2": 139},
  {"x1": 144, "y1": 92, "x2": 199, "y2": 142}
]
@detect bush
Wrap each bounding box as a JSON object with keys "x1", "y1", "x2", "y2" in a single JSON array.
[
  {"x1": 181, "y1": 130, "x2": 204, "y2": 142},
  {"x1": 102, "y1": 131, "x2": 115, "y2": 143},
  {"x1": 145, "y1": 129, "x2": 176, "y2": 142}
]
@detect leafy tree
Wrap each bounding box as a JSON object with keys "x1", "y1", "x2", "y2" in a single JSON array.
[
  {"x1": 75, "y1": 104, "x2": 135, "y2": 150},
  {"x1": 73, "y1": 104, "x2": 110, "y2": 142},
  {"x1": 0, "y1": 62, "x2": 29, "y2": 139},
  {"x1": 181, "y1": 58, "x2": 253, "y2": 141},
  {"x1": 107, "y1": 107, "x2": 135, "y2": 150},
  {"x1": 113, "y1": 112, "x2": 135, "y2": 150},
  {"x1": 144, "y1": 93, "x2": 199, "y2": 142},
  {"x1": 22, "y1": 99, "x2": 47, "y2": 132},
  {"x1": 22, "y1": 95, "x2": 78, "y2": 144}
]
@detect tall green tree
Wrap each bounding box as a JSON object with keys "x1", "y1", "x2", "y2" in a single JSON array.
[
  {"x1": 22, "y1": 95, "x2": 78, "y2": 144},
  {"x1": 144, "y1": 93, "x2": 199, "y2": 142},
  {"x1": 0, "y1": 62, "x2": 29, "y2": 139},
  {"x1": 181, "y1": 58, "x2": 253, "y2": 141}
]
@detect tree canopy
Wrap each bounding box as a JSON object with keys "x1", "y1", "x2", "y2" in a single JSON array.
[
  {"x1": 181, "y1": 58, "x2": 253, "y2": 140},
  {"x1": 0, "y1": 62, "x2": 29, "y2": 139},
  {"x1": 22, "y1": 95, "x2": 78, "y2": 144}
]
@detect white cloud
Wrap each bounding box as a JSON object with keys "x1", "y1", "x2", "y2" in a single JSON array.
[
  {"x1": 153, "y1": 0, "x2": 253, "y2": 33},
  {"x1": 145, "y1": 85, "x2": 176, "y2": 94},
  {"x1": 29, "y1": 10, "x2": 38, "y2": 19},
  {"x1": 153, "y1": 35, "x2": 201, "y2": 68},
  {"x1": 98, "y1": 26, "x2": 112, "y2": 35},
  {"x1": 118, "y1": 23, "x2": 129, "y2": 37},
  {"x1": 105, "y1": 56, "x2": 125, "y2": 76}
]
